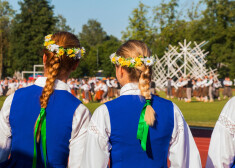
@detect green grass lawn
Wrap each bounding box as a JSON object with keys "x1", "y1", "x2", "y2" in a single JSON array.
[{"x1": 0, "y1": 91, "x2": 233, "y2": 127}]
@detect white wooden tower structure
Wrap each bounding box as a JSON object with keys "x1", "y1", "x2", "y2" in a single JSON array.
[{"x1": 152, "y1": 40, "x2": 218, "y2": 90}]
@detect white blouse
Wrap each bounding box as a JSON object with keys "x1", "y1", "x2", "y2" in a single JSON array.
[
  {"x1": 81, "y1": 83, "x2": 202, "y2": 168},
  {"x1": 206, "y1": 97, "x2": 235, "y2": 168},
  {"x1": 0, "y1": 77, "x2": 91, "y2": 168}
]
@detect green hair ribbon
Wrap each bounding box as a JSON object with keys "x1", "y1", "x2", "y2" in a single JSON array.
[
  {"x1": 137, "y1": 99, "x2": 151, "y2": 151},
  {"x1": 33, "y1": 108, "x2": 47, "y2": 168}
]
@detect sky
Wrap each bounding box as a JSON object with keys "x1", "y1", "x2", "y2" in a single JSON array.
[{"x1": 8, "y1": 0, "x2": 201, "y2": 39}]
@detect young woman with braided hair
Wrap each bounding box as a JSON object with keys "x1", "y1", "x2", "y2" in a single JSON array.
[
  {"x1": 0, "y1": 32, "x2": 90, "y2": 168},
  {"x1": 82, "y1": 40, "x2": 201, "y2": 168}
]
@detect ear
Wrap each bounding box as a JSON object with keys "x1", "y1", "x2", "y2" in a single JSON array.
[
  {"x1": 43, "y1": 54, "x2": 47, "y2": 64},
  {"x1": 120, "y1": 66, "x2": 124, "y2": 78},
  {"x1": 71, "y1": 61, "x2": 79, "y2": 71}
]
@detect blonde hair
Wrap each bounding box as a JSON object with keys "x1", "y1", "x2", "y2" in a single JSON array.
[
  {"x1": 116, "y1": 40, "x2": 155, "y2": 126},
  {"x1": 35, "y1": 32, "x2": 80, "y2": 142}
]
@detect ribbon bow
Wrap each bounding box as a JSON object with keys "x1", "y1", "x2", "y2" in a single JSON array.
[
  {"x1": 33, "y1": 108, "x2": 47, "y2": 168},
  {"x1": 137, "y1": 99, "x2": 151, "y2": 151}
]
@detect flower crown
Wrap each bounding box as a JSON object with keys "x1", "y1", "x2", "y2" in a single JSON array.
[
  {"x1": 110, "y1": 53, "x2": 156, "y2": 67},
  {"x1": 44, "y1": 34, "x2": 85, "y2": 59}
]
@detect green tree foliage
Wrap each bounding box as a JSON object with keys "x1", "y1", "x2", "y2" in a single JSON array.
[
  {"x1": 201, "y1": 0, "x2": 235, "y2": 78},
  {"x1": 8, "y1": 0, "x2": 57, "y2": 75},
  {"x1": 79, "y1": 19, "x2": 107, "y2": 47},
  {"x1": 55, "y1": 14, "x2": 74, "y2": 33},
  {"x1": 122, "y1": 2, "x2": 153, "y2": 44},
  {"x1": 98, "y1": 36, "x2": 121, "y2": 77},
  {"x1": 0, "y1": 0, "x2": 15, "y2": 78}
]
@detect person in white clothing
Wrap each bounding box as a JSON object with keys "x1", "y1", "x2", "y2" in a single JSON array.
[
  {"x1": 101, "y1": 80, "x2": 108, "y2": 103},
  {"x1": 206, "y1": 96, "x2": 235, "y2": 168},
  {"x1": 206, "y1": 75, "x2": 214, "y2": 102},
  {"x1": 223, "y1": 77, "x2": 233, "y2": 99},
  {"x1": 0, "y1": 32, "x2": 90, "y2": 167},
  {"x1": 81, "y1": 80, "x2": 91, "y2": 104},
  {"x1": 0, "y1": 83, "x2": 3, "y2": 96},
  {"x1": 81, "y1": 40, "x2": 201, "y2": 168},
  {"x1": 213, "y1": 80, "x2": 221, "y2": 100}
]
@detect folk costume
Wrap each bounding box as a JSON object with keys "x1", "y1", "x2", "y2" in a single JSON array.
[
  {"x1": 0, "y1": 33, "x2": 89, "y2": 168},
  {"x1": 206, "y1": 97, "x2": 235, "y2": 168},
  {"x1": 0, "y1": 77, "x2": 90, "y2": 168},
  {"x1": 81, "y1": 83, "x2": 202, "y2": 168}
]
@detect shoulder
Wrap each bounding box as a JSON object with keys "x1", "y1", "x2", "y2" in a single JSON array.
[
  {"x1": 91, "y1": 104, "x2": 110, "y2": 126},
  {"x1": 220, "y1": 97, "x2": 235, "y2": 120},
  {"x1": 105, "y1": 96, "x2": 122, "y2": 105},
  {"x1": 55, "y1": 89, "x2": 82, "y2": 104},
  {"x1": 152, "y1": 95, "x2": 173, "y2": 106},
  {"x1": 73, "y1": 103, "x2": 91, "y2": 123}
]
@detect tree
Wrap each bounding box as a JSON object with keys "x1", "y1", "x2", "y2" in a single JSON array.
[
  {"x1": 122, "y1": 2, "x2": 153, "y2": 43},
  {"x1": 99, "y1": 36, "x2": 121, "y2": 77},
  {"x1": 8, "y1": 0, "x2": 57, "y2": 75},
  {"x1": 79, "y1": 19, "x2": 107, "y2": 47},
  {"x1": 0, "y1": 0, "x2": 15, "y2": 78},
  {"x1": 153, "y1": 0, "x2": 179, "y2": 31},
  {"x1": 55, "y1": 14, "x2": 74, "y2": 33},
  {"x1": 200, "y1": 0, "x2": 235, "y2": 78}
]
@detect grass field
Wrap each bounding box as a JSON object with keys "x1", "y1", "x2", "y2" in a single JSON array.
[{"x1": 0, "y1": 91, "x2": 233, "y2": 127}]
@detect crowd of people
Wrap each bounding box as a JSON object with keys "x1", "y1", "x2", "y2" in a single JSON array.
[
  {"x1": 165, "y1": 75, "x2": 234, "y2": 102},
  {"x1": 67, "y1": 77, "x2": 120, "y2": 103},
  {"x1": 0, "y1": 77, "x2": 121, "y2": 104},
  {"x1": 1, "y1": 75, "x2": 233, "y2": 104}
]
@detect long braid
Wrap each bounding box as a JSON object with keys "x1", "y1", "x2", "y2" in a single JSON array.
[
  {"x1": 138, "y1": 67, "x2": 155, "y2": 126},
  {"x1": 35, "y1": 56, "x2": 60, "y2": 142}
]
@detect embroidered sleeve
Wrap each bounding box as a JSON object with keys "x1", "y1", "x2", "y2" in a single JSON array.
[
  {"x1": 218, "y1": 115, "x2": 235, "y2": 136},
  {"x1": 170, "y1": 122, "x2": 184, "y2": 145}
]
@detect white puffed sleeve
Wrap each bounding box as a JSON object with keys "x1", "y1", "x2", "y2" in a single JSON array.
[
  {"x1": 81, "y1": 104, "x2": 111, "y2": 168},
  {"x1": 68, "y1": 104, "x2": 91, "y2": 168},
  {"x1": 206, "y1": 97, "x2": 235, "y2": 168},
  {"x1": 0, "y1": 93, "x2": 14, "y2": 162},
  {"x1": 168, "y1": 103, "x2": 202, "y2": 168}
]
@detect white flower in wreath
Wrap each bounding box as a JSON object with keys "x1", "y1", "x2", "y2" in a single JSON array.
[
  {"x1": 75, "y1": 52, "x2": 82, "y2": 59},
  {"x1": 110, "y1": 53, "x2": 116, "y2": 60},
  {"x1": 130, "y1": 58, "x2": 135, "y2": 64},
  {"x1": 48, "y1": 44, "x2": 59, "y2": 52},
  {"x1": 144, "y1": 57, "x2": 154, "y2": 66},
  {"x1": 150, "y1": 56, "x2": 155, "y2": 63},
  {"x1": 74, "y1": 48, "x2": 80, "y2": 54}
]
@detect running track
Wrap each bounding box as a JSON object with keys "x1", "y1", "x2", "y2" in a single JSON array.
[
  {"x1": 194, "y1": 137, "x2": 210, "y2": 168},
  {"x1": 191, "y1": 127, "x2": 213, "y2": 168}
]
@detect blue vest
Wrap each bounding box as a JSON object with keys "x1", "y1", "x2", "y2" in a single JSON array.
[
  {"x1": 1, "y1": 85, "x2": 81, "y2": 168},
  {"x1": 105, "y1": 95, "x2": 174, "y2": 168}
]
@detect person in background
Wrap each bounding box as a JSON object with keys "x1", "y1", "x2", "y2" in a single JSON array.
[
  {"x1": 166, "y1": 77, "x2": 173, "y2": 98},
  {"x1": 223, "y1": 77, "x2": 233, "y2": 99},
  {"x1": 0, "y1": 83, "x2": 3, "y2": 96},
  {"x1": 201, "y1": 76, "x2": 209, "y2": 102},
  {"x1": 101, "y1": 80, "x2": 108, "y2": 103},
  {"x1": 106, "y1": 77, "x2": 113, "y2": 100},
  {"x1": 2, "y1": 78, "x2": 8, "y2": 96},
  {"x1": 206, "y1": 96, "x2": 235, "y2": 167},
  {"x1": 213, "y1": 80, "x2": 221, "y2": 100},
  {"x1": 81, "y1": 79, "x2": 91, "y2": 104},
  {"x1": 206, "y1": 75, "x2": 214, "y2": 102},
  {"x1": 186, "y1": 75, "x2": 193, "y2": 103}
]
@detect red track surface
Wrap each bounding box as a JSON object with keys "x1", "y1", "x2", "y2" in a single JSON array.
[{"x1": 194, "y1": 137, "x2": 210, "y2": 168}]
